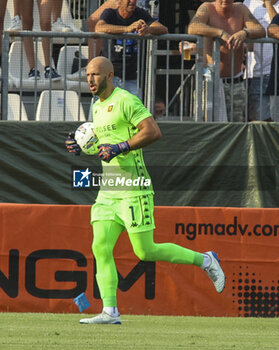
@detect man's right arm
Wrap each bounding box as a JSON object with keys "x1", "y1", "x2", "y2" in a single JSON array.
[
  {"x1": 188, "y1": 3, "x2": 224, "y2": 38},
  {"x1": 96, "y1": 19, "x2": 128, "y2": 33}
]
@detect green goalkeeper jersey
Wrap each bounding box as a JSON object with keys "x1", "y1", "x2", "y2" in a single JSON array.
[{"x1": 92, "y1": 87, "x2": 154, "y2": 198}]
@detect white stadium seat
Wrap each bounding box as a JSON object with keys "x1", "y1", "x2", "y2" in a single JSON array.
[
  {"x1": 0, "y1": 93, "x2": 28, "y2": 120},
  {"x1": 35, "y1": 90, "x2": 86, "y2": 121},
  {"x1": 57, "y1": 45, "x2": 88, "y2": 76},
  {"x1": 57, "y1": 45, "x2": 90, "y2": 93}
]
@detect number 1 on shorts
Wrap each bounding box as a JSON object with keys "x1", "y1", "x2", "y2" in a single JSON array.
[{"x1": 129, "y1": 206, "x2": 135, "y2": 221}]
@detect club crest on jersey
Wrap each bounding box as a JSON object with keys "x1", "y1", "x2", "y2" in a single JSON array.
[{"x1": 107, "y1": 104, "x2": 114, "y2": 112}]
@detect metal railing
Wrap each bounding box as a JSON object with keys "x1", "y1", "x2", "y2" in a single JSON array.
[
  {"x1": 1, "y1": 30, "x2": 278, "y2": 122},
  {"x1": 0, "y1": 31, "x2": 203, "y2": 121},
  {"x1": 203, "y1": 37, "x2": 279, "y2": 123}
]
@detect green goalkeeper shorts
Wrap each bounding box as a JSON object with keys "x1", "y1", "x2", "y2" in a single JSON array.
[{"x1": 91, "y1": 193, "x2": 155, "y2": 234}]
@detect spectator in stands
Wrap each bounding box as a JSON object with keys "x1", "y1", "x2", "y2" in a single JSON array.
[
  {"x1": 187, "y1": 0, "x2": 265, "y2": 122},
  {"x1": 21, "y1": 0, "x2": 61, "y2": 80},
  {"x1": 67, "y1": 0, "x2": 119, "y2": 82},
  {"x1": 154, "y1": 97, "x2": 166, "y2": 120},
  {"x1": 266, "y1": 11, "x2": 279, "y2": 121},
  {"x1": 88, "y1": 0, "x2": 119, "y2": 62},
  {"x1": 244, "y1": 0, "x2": 279, "y2": 122},
  {"x1": 0, "y1": 0, "x2": 7, "y2": 77},
  {"x1": 95, "y1": 0, "x2": 168, "y2": 96},
  {"x1": 67, "y1": 0, "x2": 167, "y2": 95}
]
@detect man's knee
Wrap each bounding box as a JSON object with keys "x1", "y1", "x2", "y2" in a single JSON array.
[
  {"x1": 92, "y1": 238, "x2": 112, "y2": 260},
  {"x1": 133, "y1": 246, "x2": 156, "y2": 262},
  {"x1": 92, "y1": 239, "x2": 101, "y2": 257}
]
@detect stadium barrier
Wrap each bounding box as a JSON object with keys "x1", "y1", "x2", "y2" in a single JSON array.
[
  {"x1": 1, "y1": 30, "x2": 203, "y2": 121},
  {"x1": 1, "y1": 30, "x2": 279, "y2": 122},
  {"x1": 1, "y1": 121, "x2": 279, "y2": 207},
  {"x1": 0, "y1": 203, "x2": 278, "y2": 317}
]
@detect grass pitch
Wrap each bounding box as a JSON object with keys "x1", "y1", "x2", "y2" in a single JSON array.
[{"x1": 0, "y1": 313, "x2": 278, "y2": 350}]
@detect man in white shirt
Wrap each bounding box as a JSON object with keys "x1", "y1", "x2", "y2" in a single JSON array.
[{"x1": 244, "y1": 0, "x2": 279, "y2": 121}]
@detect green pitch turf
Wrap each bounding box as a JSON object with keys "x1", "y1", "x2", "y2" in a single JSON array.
[{"x1": 0, "y1": 313, "x2": 278, "y2": 350}]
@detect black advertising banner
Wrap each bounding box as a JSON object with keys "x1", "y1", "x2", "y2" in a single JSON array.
[{"x1": 0, "y1": 121, "x2": 279, "y2": 207}]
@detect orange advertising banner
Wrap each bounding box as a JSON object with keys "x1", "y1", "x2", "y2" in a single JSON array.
[{"x1": 0, "y1": 203, "x2": 278, "y2": 317}]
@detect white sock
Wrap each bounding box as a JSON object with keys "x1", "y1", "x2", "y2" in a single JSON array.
[
  {"x1": 201, "y1": 253, "x2": 212, "y2": 269},
  {"x1": 103, "y1": 307, "x2": 119, "y2": 317}
]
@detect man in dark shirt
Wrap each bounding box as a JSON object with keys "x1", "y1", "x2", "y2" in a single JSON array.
[{"x1": 95, "y1": 0, "x2": 168, "y2": 96}]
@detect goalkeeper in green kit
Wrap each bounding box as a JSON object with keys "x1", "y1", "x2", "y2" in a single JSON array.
[{"x1": 65, "y1": 56, "x2": 225, "y2": 325}]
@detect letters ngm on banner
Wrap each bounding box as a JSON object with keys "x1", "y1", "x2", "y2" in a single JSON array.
[{"x1": 0, "y1": 204, "x2": 278, "y2": 317}]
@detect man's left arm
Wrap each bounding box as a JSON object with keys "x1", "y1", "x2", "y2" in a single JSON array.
[
  {"x1": 226, "y1": 5, "x2": 265, "y2": 49},
  {"x1": 98, "y1": 117, "x2": 161, "y2": 162},
  {"x1": 268, "y1": 14, "x2": 279, "y2": 38}
]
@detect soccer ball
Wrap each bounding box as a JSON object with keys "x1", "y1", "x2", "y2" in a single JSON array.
[{"x1": 75, "y1": 122, "x2": 99, "y2": 155}]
